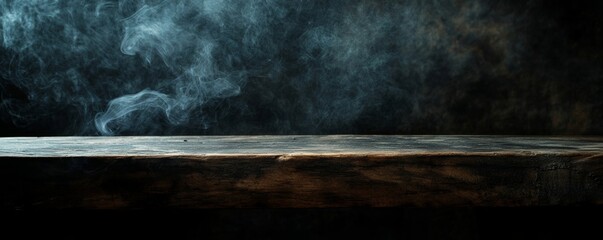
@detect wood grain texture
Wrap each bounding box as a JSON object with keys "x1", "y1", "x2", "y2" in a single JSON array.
[{"x1": 0, "y1": 136, "x2": 602, "y2": 209}]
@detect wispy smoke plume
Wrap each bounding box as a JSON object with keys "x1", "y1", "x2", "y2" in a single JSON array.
[{"x1": 1, "y1": 0, "x2": 600, "y2": 135}]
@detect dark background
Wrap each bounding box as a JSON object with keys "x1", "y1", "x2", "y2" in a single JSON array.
[
  {"x1": 1, "y1": 0, "x2": 601, "y2": 239},
  {"x1": 1, "y1": 0, "x2": 601, "y2": 136}
]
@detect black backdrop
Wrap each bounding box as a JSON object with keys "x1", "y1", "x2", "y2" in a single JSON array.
[{"x1": 1, "y1": 0, "x2": 602, "y2": 136}]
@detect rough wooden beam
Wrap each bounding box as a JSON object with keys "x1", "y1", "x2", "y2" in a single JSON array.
[{"x1": 0, "y1": 136, "x2": 601, "y2": 209}]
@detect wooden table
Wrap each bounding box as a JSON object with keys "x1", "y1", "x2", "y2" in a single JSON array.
[{"x1": 1, "y1": 136, "x2": 601, "y2": 209}]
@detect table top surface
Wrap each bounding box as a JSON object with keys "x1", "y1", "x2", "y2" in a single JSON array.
[{"x1": 1, "y1": 135, "x2": 602, "y2": 157}]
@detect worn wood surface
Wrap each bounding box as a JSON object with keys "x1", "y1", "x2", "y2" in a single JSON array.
[{"x1": 0, "y1": 135, "x2": 602, "y2": 208}]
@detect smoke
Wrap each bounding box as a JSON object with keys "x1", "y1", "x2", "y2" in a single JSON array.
[{"x1": 1, "y1": 0, "x2": 600, "y2": 135}]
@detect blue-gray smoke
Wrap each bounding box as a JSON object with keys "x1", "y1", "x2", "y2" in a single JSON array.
[{"x1": 0, "y1": 0, "x2": 531, "y2": 135}]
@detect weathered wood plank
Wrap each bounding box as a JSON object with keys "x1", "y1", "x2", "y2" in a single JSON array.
[{"x1": 0, "y1": 136, "x2": 602, "y2": 208}]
